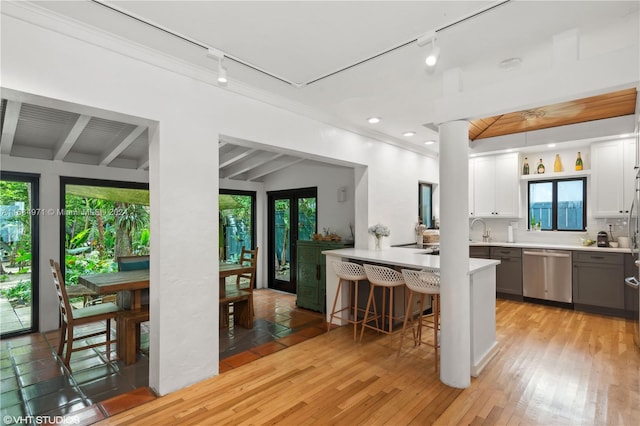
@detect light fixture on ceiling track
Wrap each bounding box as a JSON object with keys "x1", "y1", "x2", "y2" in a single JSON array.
[
  {"x1": 417, "y1": 31, "x2": 440, "y2": 67},
  {"x1": 207, "y1": 48, "x2": 228, "y2": 86}
]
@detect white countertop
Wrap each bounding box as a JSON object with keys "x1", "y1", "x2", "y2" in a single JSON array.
[
  {"x1": 468, "y1": 241, "x2": 633, "y2": 253},
  {"x1": 322, "y1": 247, "x2": 500, "y2": 274}
]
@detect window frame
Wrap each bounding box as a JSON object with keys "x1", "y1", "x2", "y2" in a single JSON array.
[
  {"x1": 527, "y1": 177, "x2": 587, "y2": 231},
  {"x1": 59, "y1": 176, "x2": 150, "y2": 276},
  {"x1": 418, "y1": 182, "x2": 434, "y2": 229}
]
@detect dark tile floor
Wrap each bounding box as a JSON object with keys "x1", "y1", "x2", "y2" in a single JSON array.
[{"x1": 0, "y1": 289, "x2": 326, "y2": 424}]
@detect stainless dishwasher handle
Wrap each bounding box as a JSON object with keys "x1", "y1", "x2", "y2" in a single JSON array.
[
  {"x1": 625, "y1": 276, "x2": 639, "y2": 289},
  {"x1": 523, "y1": 251, "x2": 571, "y2": 258}
]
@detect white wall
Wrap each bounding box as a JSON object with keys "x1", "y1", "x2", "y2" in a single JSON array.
[{"x1": 1, "y1": 4, "x2": 439, "y2": 395}]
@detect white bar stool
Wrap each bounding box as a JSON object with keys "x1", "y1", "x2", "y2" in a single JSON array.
[
  {"x1": 360, "y1": 264, "x2": 406, "y2": 347},
  {"x1": 398, "y1": 268, "x2": 441, "y2": 371},
  {"x1": 327, "y1": 262, "x2": 368, "y2": 341}
]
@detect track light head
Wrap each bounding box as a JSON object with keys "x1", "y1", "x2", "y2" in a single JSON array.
[
  {"x1": 217, "y1": 65, "x2": 228, "y2": 85},
  {"x1": 206, "y1": 47, "x2": 228, "y2": 85},
  {"x1": 417, "y1": 31, "x2": 440, "y2": 67},
  {"x1": 425, "y1": 45, "x2": 440, "y2": 67}
]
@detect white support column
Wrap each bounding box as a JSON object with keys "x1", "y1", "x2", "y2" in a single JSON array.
[
  {"x1": 148, "y1": 121, "x2": 219, "y2": 395},
  {"x1": 439, "y1": 120, "x2": 471, "y2": 388}
]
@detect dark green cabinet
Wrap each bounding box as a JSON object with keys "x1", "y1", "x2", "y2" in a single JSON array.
[{"x1": 296, "y1": 240, "x2": 344, "y2": 312}]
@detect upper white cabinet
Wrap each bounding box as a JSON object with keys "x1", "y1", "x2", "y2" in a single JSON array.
[
  {"x1": 469, "y1": 153, "x2": 519, "y2": 218},
  {"x1": 592, "y1": 139, "x2": 636, "y2": 217}
]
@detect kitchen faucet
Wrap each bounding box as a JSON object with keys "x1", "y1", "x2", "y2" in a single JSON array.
[{"x1": 470, "y1": 218, "x2": 490, "y2": 242}]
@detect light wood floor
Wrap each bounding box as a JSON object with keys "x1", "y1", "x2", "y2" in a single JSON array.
[{"x1": 97, "y1": 300, "x2": 640, "y2": 425}]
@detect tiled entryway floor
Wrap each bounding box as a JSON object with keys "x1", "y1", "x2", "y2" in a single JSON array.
[{"x1": 0, "y1": 289, "x2": 327, "y2": 424}]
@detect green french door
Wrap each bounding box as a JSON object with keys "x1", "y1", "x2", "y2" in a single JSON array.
[
  {"x1": 0, "y1": 172, "x2": 39, "y2": 337},
  {"x1": 267, "y1": 188, "x2": 317, "y2": 294}
]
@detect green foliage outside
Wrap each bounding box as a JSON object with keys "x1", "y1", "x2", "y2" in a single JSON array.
[
  {"x1": 64, "y1": 185, "x2": 150, "y2": 284},
  {"x1": 0, "y1": 280, "x2": 31, "y2": 305}
]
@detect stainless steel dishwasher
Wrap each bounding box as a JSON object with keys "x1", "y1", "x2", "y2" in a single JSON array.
[{"x1": 522, "y1": 249, "x2": 572, "y2": 303}]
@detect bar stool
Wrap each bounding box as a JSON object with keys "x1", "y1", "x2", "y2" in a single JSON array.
[
  {"x1": 398, "y1": 268, "x2": 441, "y2": 371},
  {"x1": 327, "y1": 262, "x2": 369, "y2": 341},
  {"x1": 360, "y1": 264, "x2": 406, "y2": 347}
]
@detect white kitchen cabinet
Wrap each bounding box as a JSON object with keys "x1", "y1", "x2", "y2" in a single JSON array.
[
  {"x1": 468, "y1": 158, "x2": 475, "y2": 216},
  {"x1": 469, "y1": 153, "x2": 519, "y2": 218},
  {"x1": 592, "y1": 139, "x2": 636, "y2": 217}
]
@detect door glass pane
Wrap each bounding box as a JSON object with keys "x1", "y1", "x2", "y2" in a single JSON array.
[
  {"x1": 297, "y1": 197, "x2": 317, "y2": 241},
  {"x1": 557, "y1": 180, "x2": 584, "y2": 231},
  {"x1": 274, "y1": 199, "x2": 291, "y2": 283},
  {"x1": 64, "y1": 184, "x2": 149, "y2": 290},
  {"x1": 0, "y1": 179, "x2": 33, "y2": 334},
  {"x1": 219, "y1": 194, "x2": 253, "y2": 263},
  {"x1": 529, "y1": 182, "x2": 553, "y2": 230}
]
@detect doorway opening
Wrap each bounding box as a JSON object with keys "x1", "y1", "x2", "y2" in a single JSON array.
[{"x1": 267, "y1": 187, "x2": 317, "y2": 293}]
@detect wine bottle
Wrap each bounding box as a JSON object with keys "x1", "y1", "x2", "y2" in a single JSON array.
[
  {"x1": 537, "y1": 158, "x2": 545, "y2": 174},
  {"x1": 522, "y1": 157, "x2": 530, "y2": 175},
  {"x1": 575, "y1": 152, "x2": 583, "y2": 171},
  {"x1": 553, "y1": 154, "x2": 562, "y2": 172}
]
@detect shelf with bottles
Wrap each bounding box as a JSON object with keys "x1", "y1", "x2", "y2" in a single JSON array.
[
  {"x1": 520, "y1": 151, "x2": 589, "y2": 181},
  {"x1": 520, "y1": 169, "x2": 590, "y2": 181}
]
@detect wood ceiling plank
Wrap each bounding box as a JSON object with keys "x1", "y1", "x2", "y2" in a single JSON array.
[{"x1": 470, "y1": 88, "x2": 637, "y2": 140}]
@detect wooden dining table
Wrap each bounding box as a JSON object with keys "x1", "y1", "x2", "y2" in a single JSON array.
[{"x1": 79, "y1": 269, "x2": 150, "y2": 311}]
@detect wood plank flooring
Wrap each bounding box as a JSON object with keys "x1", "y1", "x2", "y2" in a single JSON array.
[{"x1": 97, "y1": 300, "x2": 640, "y2": 425}]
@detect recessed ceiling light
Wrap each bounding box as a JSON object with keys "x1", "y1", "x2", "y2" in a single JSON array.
[
  {"x1": 424, "y1": 140, "x2": 435, "y2": 145},
  {"x1": 403, "y1": 131, "x2": 416, "y2": 137},
  {"x1": 367, "y1": 117, "x2": 381, "y2": 124},
  {"x1": 547, "y1": 143, "x2": 556, "y2": 148}
]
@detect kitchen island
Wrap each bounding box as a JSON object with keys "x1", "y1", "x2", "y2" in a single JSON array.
[{"x1": 322, "y1": 247, "x2": 500, "y2": 378}]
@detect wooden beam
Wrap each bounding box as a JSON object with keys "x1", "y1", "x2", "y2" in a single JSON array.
[
  {"x1": 244, "y1": 156, "x2": 305, "y2": 181},
  {"x1": 0, "y1": 101, "x2": 21, "y2": 155},
  {"x1": 53, "y1": 114, "x2": 91, "y2": 161},
  {"x1": 99, "y1": 125, "x2": 146, "y2": 166},
  {"x1": 219, "y1": 146, "x2": 256, "y2": 168},
  {"x1": 221, "y1": 151, "x2": 283, "y2": 179}
]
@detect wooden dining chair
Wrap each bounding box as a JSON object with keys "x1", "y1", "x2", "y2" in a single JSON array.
[
  {"x1": 49, "y1": 259, "x2": 119, "y2": 368},
  {"x1": 236, "y1": 247, "x2": 259, "y2": 291}
]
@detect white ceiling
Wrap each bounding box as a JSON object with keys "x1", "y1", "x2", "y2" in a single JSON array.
[{"x1": 2, "y1": 0, "x2": 639, "y2": 177}]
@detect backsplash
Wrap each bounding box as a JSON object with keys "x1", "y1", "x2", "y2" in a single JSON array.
[{"x1": 469, "y1": 216, "x2": 630, "y2": 246}]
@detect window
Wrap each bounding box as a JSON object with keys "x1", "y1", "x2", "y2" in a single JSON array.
[
  {"x1": 60, "y1": 177, "x2": 150, "y2": 285},
  {"x1": 419, "y1": 183, "x2": 433, "y2": 228},
  {"x1": 219, "y1": 190, "x2": 256, "y2": 264},
  {"x1": 528, "y1": 178, "x2": 586, "y2": 231}
]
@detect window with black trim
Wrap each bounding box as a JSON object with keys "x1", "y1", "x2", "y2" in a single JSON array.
[
  {"x1": 528, "y1": 178, "x2": 586, "y2": 231},
  {"x1": 419, "y1": 182, "x2": 433, "y2": 228}
]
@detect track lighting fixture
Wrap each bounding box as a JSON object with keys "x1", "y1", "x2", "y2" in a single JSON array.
[
  {"x1": 206, "y1": 47, "x2": 228, "y2": 86},
  {"x1": 425, "y1": 41, "x2": 440, "y2": 67},
  {"x1": 217, "y1": 60, "x2": 228, "y2": 85},
  {"x1": 417, "y1": 31, "x2": 440, "y2": 68}
]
